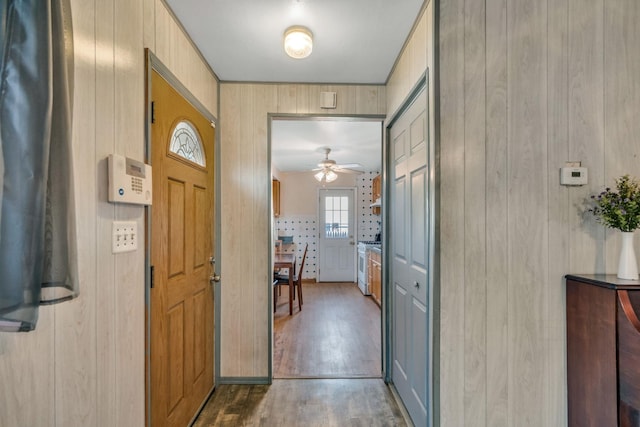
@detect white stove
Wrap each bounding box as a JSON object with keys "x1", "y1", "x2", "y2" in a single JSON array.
[{"x1": 357, "y1": 241, "x2": 381, "y2": 295}]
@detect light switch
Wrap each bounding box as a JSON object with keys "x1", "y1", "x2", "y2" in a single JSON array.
[{"x1": 112, "y1": 221, "x2": 137, "y2": 253}]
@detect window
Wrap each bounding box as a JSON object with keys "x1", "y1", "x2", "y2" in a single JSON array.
[
  {"x1": 324, "y1": 196, "x2": 349, "y2": 238},
  {"x1": 169, "y1": 120, "x2": 205, "y2": 166}
]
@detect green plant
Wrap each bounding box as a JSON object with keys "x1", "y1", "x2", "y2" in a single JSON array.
[{"x1": 589, "y1": 175, "x2": 640, "y2": 232}]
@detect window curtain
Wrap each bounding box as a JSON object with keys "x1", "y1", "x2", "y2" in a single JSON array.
[{"x1": 0, "y1": 0, "x2": 77, "y2": 332}]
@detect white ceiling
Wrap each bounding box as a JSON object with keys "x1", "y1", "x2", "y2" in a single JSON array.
[
  {"x1": 271, "y1": 118, "x2": 383, "y2": 172},
  {"x1": 164, "y1": 0, "x2": 425, "y2": 84},
  {"x1": 163, "y1": 0, "x2": 423, "y2": 173}
]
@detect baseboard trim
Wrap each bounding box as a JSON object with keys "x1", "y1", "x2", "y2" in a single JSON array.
[{"x1": 217, "y1": 376, "x2": 271, "y2": 385}]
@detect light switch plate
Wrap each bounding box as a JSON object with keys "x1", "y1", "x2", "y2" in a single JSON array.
[{"x1": 112, "y1": 221, "x2": 137, "y2": 253}]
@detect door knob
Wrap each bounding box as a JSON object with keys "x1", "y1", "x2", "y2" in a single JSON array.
[{"x1": 210, "y1": 274, "x2": 221, "y2": 284}]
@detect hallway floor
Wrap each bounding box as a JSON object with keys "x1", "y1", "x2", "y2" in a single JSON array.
[
  {"x1": 194, "y1": 283, "x2": 408, "y2": 426},
  {"x1": 273, "y1": 281, "x2": 381, "y2": 378},
  {"x1": 192, "y1": 378, "x2": 408, "y2": 426}
]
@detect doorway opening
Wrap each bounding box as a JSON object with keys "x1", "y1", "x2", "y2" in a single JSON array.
[{"x1": 269, "y1": 115, "x2": 384, "y2": 380}]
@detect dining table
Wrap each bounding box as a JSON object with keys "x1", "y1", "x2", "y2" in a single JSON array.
[{"x1": 274, "y1": 253, "x2": 296, "y2": 315}]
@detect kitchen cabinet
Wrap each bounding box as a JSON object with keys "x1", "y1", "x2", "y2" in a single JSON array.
[
  {"x1": 272, "y1": 178, "x2": 280, "y2": 217},
  {"x1": 371, "y1": 174, "x2": 381, "y2": 215},
  {"x1": 566, "y1": 274, "x2": 640, "y2": 426},
  {"x1": 368, "y1": 249, "x2": 382, "y2": 307}
]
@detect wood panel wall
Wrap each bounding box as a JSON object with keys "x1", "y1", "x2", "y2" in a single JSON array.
[
  {"x1": 439, "y1": 0, "x2": 640, "y2": 426},
  {"x1": 0, "y1": 1, "x2": 218, "y2": 426},
  {"x1": 219, "y1": 84, "x2": 385, "y2": 378},
  {"x1": 386, "y1": 4, "x2": 430, "y2": 117},
  {"x1": 4, "y1": 0, "x2": 638, "y2": 424},
  {"x1": 385, "y1": 3, "x2": 438, "y2": 424}
]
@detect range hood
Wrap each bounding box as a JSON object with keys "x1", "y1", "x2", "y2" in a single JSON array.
[{"x1": 370, "y1": 198, "x2": 381, "y2": 207}]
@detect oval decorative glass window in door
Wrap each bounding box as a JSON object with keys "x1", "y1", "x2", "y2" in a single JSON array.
[{"x1": 169, "y1": 120, "x2": 205, "y2": 167}]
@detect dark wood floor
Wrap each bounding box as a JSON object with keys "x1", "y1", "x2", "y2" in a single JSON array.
[
  {"x1": 192, "y1": 283, "x2": 405, "y2": 426},
  {"x1": 192, "y1": 379, "x2": 408, "y2": 427},
  {"x1": 273, "y1": 281, "x2": 381, "y2": 378}
]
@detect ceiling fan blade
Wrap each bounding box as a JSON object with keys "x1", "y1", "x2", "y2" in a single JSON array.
[
  {"x1": 334, "y1": 168, "x2": 363, "y2": 175},
  {"x1": 310, "y1": 149, "x2": 363, "y2": 174}
]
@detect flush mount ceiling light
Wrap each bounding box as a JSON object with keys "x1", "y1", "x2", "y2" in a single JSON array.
[
  {"x1": 314, "y1": 169, "x2": 338, "y2": 183},
  {"x1": 284, "y1": 26, "x2": 313, "y2": 59}
]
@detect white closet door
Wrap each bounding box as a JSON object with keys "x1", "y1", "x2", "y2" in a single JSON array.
[{"x1": 390, "y1": 87, "x2": 429, "y2": 427}]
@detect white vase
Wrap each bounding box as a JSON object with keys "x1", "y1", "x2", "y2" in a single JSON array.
[{"x1": 618, "y1": 231, "x2": 639, "y2": 280}]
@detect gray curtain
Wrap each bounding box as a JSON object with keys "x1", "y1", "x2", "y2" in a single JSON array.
[{"x1": 0, "y1": 0, "x2": 77, "y2": 332}]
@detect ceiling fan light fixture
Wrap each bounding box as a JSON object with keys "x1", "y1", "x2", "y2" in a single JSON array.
[
  {"x1": 314, "y1": 169, "x2": 338, "y2": 183},
  {"x1": 284, "y1": 26, "x2": 313, "y2": 59}
]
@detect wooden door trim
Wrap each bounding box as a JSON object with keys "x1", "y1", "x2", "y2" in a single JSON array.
[
  {"x1": 146, "y1": 50, "x2": 216, "y2": 125},
  {"x1": 144, "y1": 49, "x2": 221, "y2": 427}
]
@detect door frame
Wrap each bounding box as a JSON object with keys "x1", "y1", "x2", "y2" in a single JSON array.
[
  {"x1": 267, "y1": 113, "x2": 385, "y2": 381},
  {"x1": 383, "y1": 74, "x2": 438, "y2": 427},
  {"x1": 317, "y1": 187, "x2": 358, "y2": 283},
  {"x1": 144, "y1": 50, "x2": 222, "y2": 426}
]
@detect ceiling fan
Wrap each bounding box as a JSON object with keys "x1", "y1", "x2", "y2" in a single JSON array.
[{"x1": 313, "y1": 148, "x2": 362, "y2": 182}]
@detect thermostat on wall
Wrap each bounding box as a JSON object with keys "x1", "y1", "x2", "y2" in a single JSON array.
[
  {"x1": 108, "y1": 154, "x2": 153, "y2": 205},
  {"x1": 560, "y1": 166, "x2": 588, "y2": 186}
]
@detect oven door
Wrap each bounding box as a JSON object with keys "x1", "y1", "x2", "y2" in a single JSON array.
[{"x1": 357, "y1": 245, "x2": 370, "y2": 295}]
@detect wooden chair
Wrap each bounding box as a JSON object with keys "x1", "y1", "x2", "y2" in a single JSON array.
[{"x1": 274, "y1": 244, "x2": 308, "y2": 311}]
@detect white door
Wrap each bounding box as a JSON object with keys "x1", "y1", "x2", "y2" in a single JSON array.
[
  {"x1": 390, "y1": 87, "x2": 429, "y2": 427},
  {"x1": 318, "y1": 188, "x2": 356, "y2": 282}
]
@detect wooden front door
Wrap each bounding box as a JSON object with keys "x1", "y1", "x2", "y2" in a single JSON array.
[{"x1": 150, "y1": 70, "x2": 215, "y2": 426}]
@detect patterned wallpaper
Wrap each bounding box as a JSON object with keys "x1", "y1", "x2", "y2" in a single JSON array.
[
  {"x1": 275, "y1": 215, "x2": 317, "y2": 280},
  {"x1": 357, "y1": 171, "x2": 381, "y2": 241},
  {"x1": 275, "y1": 171, "x2": 381, "y2": 280}
]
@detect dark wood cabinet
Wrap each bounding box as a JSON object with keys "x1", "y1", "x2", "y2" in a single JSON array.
[{"x1": 566, "y1": 275, "x2": 640, "y2": 427}]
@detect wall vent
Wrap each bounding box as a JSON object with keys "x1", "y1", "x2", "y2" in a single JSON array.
[{"x1": 320, "y1": 91, "x2": 337, "y2": 109}]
